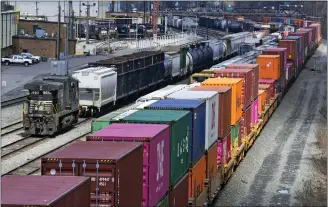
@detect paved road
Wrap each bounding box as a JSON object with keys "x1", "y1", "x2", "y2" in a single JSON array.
[{"x1": 214, "y1": 41, "x2": 327, "y2": 206}]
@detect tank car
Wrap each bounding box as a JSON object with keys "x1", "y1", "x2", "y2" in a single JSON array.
[{"x1": 22, "y1": 75, "x2": 79, "y2": 136}]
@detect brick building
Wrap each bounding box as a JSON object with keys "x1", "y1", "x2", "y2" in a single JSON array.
[{"x1": 12, "y1": 19, "x2": 76, "y2": 58}]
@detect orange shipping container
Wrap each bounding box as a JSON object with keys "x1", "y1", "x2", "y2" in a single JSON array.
[
  {"x1": 258, "y1": 89, "x2": 267, "y2": 115},
  {"x1": 188, "y1": 155, "x2": 206, "y2": 200},
  {"x1": 206, "y1": 141, "x2": 218, "y2": 180},
  {"x1": 201, "y1": 78, "x2": 243, "y2": 125},
  {"x1": 256, "y1": 55, "x2": 280, "y2": 80}
]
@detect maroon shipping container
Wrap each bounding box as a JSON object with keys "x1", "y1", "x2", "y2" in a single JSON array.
[
  {"x1": 298, "y1": 28, "x2": 312, "y2": 54},
  {"x1": 240, "y1": 105, "x2": 252, "y2": 142},
  {"x1": 278, "y1": 40, "x2": 297, "y2": 61},
  {"x1": 287, "y1": 61, "x2": 294, "y2": 81},
  {"x1": 41, "y1": 141, "x2": 144, "y2": 207},
  {"x1": 259, "y1": 80, "x2": 275, "y2": 97},
  {"x1": 224, "y1": 64, "x2": 259, "y2": 101},
  {"x1": 214, "y1": 68, "x2": 253, "y2": 109},
  {"x1": 191, "y1": 86, "x2": 231, "y2": 139},
  {"x1": 290, "y1": 32, "x2": 307, "y2": 56},
  {"x1": 262, "y1": 48, "x2": 287, "y2": 90},
  {"x1": 169, "y1": 173, "x2": 189, "y2": 207},
  {"x1": 1, "y1": 175, "x2": 91, "y2": 207},
  {"x1": 305, "y1": 27, "x2": 316, "y2": 46},
  {"x1": 259, "y1": 84, "x2": 273, "y2": 104}
]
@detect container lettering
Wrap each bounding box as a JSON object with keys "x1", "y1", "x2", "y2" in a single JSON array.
[
  {"x1": 157, "y1": 140, "x2": 164, "y2": 181},
  {"x1": 211, "y1": 102, "x2": 216, "y2": 130}
]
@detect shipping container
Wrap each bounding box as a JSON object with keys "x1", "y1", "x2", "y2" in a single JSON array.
[
  {"x1": 190, "y1": 86, "x2": 232, "y2": 139},
  {"x1": 217, "y1": 139, "x2": 223, "y2": 166},
  {"x1": 86, "y1": 124, "x2": 169, "y2": 206},
  {"x1": 2, "y1": 175, "x2": 91, "y2": 207},
  {"x1": 169, "y1": 173, "x2": 189, "y2": 207},
  {"x1": 298, "y1": 28, "x2": 312, "y2": 54},
  {"x1": 221, "y1": 132, "x2": 232, "y2": 166},
  {"x1": 166, "y1": 91, "x2": 219, "y2": 150},
  {"x1": 278, "y1": 40, "x2": 298, "y2": 69},
  {"x1": 251, "y1": 98, "x2": 259, "y2": 125},
  {"x1": 290, "y1": 31, "x2": 308, "y2": 59},
  {"x1": 284, "y1": 36, "x2": 302, "y2": 70},
  {"x1": 91, "y1": 100, "x2": 157, "y2": 132},
  {"x1": 231, "y1": 119, "x2": 241, "y2": 150},
  {"x1": 286, "y1": 61, "x2": 294, "y2": 81},
  {"x1": 258, "y1": 89, "x2": 267, "y2": 114},
  {"x1": 241, "y1": 105, "x2": 252, "y2": 139},
  {"x1": 42, "y1": 141, "x2": 144, "y2": 207},
  {"x1": 225, "y1": 64, "x2": 259, "y2": 101},
  {"x1": 188, "y1": 155, "x2": 206, "y2": 201},
  {"x1": 207, "y1": 141, "x2": 218, "y2": 179},
  {"x1": 145, "y1": 99, "x2": 206, "y2": 165},
  {"x1": 201, "y1": 78, "x2": 243, "y2": 125},
  {"x1": 214, "y1": 68, "x2": 253, "y2": 109},
  {"x1": 259, "y1": 84, "x2": 272, "y2": 105},
  {"x1": 107, "y1": 109, "x2": 191, "y2": 186},
  {"x1": 256, "y1": 55, "x2": 280, "y2": 80},
  {"x1": 156, "y1": 195, "x2": 169, "y2": 207},
  {"x1": 259, "y1": 79, "x2": 275, "y2": 98},
  {"x1": 262, "y1": 48, "x2": 287, "y2": 91}
]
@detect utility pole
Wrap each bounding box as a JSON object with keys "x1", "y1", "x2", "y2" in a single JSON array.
[
  {"x1": 68, "y1": 1, "x2": 73, "y2": 39},
  {"x1": 35, "y1": 1, "x2": 39, "y2": 16},
  {"x1": 65, "y1": 0, "x2": 69, "y2": 58},
  {"x1": 57, "y1": 1, "x2": 61, "y2": 60},
  {"x1": 82, "y1": 2, "x2": 96, "y2": 44}
]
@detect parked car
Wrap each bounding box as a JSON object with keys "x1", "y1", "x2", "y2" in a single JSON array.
[
  {"x1": 1, "y1": 55, "x2": 33, "y2": 67},
  {"x1": 21, "y1": 52, "x2": 41, "y2": 63}
]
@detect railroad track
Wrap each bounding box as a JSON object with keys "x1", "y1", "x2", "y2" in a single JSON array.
[
  {"x1": 2, "y1": 118, "x2": 92, "y2": 176},
  {"x1": 1, "y1": 95, "x2": 28, "y2": 108},
  {"x1": 1, "y1": 120, "x2": 23, "y2": 136}
]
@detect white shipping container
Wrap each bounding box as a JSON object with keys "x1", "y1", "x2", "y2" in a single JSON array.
[
  {"x1": 136, "y1": 84, "x2": 188, "y2": 103},
  {"x1": 72, "y1": 67, "x2": 117, "y2": 109},
  {"x1": 112, "y1": 110, "x2": 138, "y2": 121},
  {"x1": 166, "y1": 90, "x2": 219, "y2": 150},
  {"x1": 165, "y1": 52, "x2": 182, "y2": 77}
]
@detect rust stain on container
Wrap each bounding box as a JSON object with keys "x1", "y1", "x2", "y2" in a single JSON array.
[{"x1": 41, "y1": 141, "x2": 144, "y2": 207}]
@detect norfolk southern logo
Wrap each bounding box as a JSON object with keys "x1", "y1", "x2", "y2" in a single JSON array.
[{"x1": 211, "y1": 102, "x2": 216, "y2": 129}]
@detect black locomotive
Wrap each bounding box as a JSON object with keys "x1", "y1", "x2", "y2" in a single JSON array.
[{"x1": 22, "y1": 75, "x2": 80, "y2": 136}]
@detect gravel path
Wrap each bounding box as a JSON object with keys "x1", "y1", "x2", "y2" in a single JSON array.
[
  {"x1": 1, "y1": 103, "x2": 23, "y2": 128},
  {"x1": 214, "y1": 41, "x2": 327, "y2": 206}
]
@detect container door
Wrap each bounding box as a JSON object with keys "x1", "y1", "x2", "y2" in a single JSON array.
[{"x1": 79, "y1": 163, "x2": 116, "y2": 207}]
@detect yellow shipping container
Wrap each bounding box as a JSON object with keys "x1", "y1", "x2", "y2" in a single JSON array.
[{"x1": 201, "y1": 78, "x2": 243, "y2": 125}]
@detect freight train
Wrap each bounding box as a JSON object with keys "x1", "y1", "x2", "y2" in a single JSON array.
[{"x1": 5, "y1": 20, "x2": 322, "y2": 207}]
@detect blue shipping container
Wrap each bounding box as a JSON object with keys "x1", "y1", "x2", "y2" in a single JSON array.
[{"x1": 145, "y1": 99, "x2": 206, "y2": 165}]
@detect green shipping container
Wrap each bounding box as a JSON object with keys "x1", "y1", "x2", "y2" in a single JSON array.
[
  {"x1": 91, "y1": 112, "x2": 122, "y2": 133},
  {"x1": 231, "y1": 120, "x2": 240, "y2": 146},
  {"x1": 111, "y1": 109, "x2": 191, "y2": 186},
  {"x1": 156, "y1": 195, "x2": 169, "y2": 207}
]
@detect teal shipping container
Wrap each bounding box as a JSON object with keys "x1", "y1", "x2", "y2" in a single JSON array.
[{"x1": 111, "y1": 109, "x2": 192, "y2": 186}]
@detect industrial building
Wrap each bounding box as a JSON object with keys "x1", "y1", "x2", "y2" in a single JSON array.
[
  {"x1": 12, "y1": 19, "x2": 76, "y2": 58},
  {"x1": 1, "y1": 10, "x2": 19, "y2": 57}
]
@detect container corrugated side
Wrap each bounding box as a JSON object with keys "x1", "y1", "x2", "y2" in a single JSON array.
[
  {"x1": 259, "y1": 80, "x2": 275, "y2": 98},
  {"x1": 251, "y1": 98, "x2": 259, "y2": 125},
  {"x1": 1, "y1": 176, "x2": 91, "y2": 207},
  {"x1": 221, "y1": 132, "x2": 232, "y2": 167},
  {"x1": 166, "y1": 90, "x2": 219, "y2": 151},
  {"x1": 169, "y1": 173, "x2": 189, "y2": 207},
  {"x1": 109, "y1": 109, "x2": 191, "y2": 186},
  {"x1": 214, "y1": 68, "x2": 253, "y2": 110},
  {"x1": 278, "y1": 40, "x2": 298, "y2": 70},
  {"x1": 231, "y1": 120, "x2": 241, "y2": 151},
  {"x1": 225, "y1": 64, "x2": 259, "y2": 102},
  {"x1": 241, "y1": 105, "x2": 252, "y2": 142},
  {"x1": 188, "y1": 155, "x2": 206, "y2": 201},
  {"x1": 190, "y1": 86, "x2": 232, "y2": 139},
  {"x1": 41, "y1": 141, "x2": 144, "y2": 207},
  {"x1": 145, "y1": 99, "x2": 206, "y2": 165},
  {"x1": 155, "y1": 195, "x2": 169, "y2": 207},
  {"x1": 256, "y1": 55, "x2": 280, "y2": 80},
  {"x1": 201, "y1": 78, "x2": 243, "y2": 125},
  {"x1": 86, "y1": 123, "x2": 170, "y2": 206},
  {"x1": 206, "y1": 141, "x2": 218, "y2": 180}
]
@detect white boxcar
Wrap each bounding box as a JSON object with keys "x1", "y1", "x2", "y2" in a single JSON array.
[
  {"x1": 72, "y1": 67, "x2": 117, "y2": 114},
  {"x1": 166, "y1": 90, "x2": 219, "y2": 150}
]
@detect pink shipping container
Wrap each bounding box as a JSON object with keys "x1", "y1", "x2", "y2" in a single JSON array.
[
  {"x1": 251, "y1": 98, "x2": 259, "y2": 125},
  {"x1": 221, "y1": 133, "x2": 232, "y2": 166},
  {"x1": 214, "y1": 68, "x2": 253, "y2": 109},
  {"x1": 217, "y1": 140, "x2": 223, "y2": 166},
  {"x1": 2, "y1": 175, "x2": 91, "y2": 207},
  {"x1": 259, "y1": 79, "x2": 275, "y2": 98},
  {"x1": 86, "y1": 123, "x2": 170, "y2": 207}
]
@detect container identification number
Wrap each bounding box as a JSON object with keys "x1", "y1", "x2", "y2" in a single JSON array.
[{"x1": 156, "y1": 140, "x2": 164, "y2": 181}]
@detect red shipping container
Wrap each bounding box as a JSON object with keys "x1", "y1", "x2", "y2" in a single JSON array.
[
  {"x1": 86, "y1": 123, "x2": 170, "y2": 207},
  {"x1": 262, "y1": 48, "x2": 287, "y2": 90},
  {"x1": 291, "y1": 32, "x2": 308, "y2": 56},
  {"x1": 2, "y1": 176, "x2": 91, "y2": 207},
  {"x1": 278, "y1": 40, "x2": 298, "y2": 72},
  {"x1": 259, "y1": 84, "x2": 274, "y2": 103},
  {"x1": 224, "y1": 64, "x2": 259, "y2": 101},
  {"x1": 221, "y1": 132, "x2": 232, "y2": 166},
  {"x1": 259, "y1": 79, "x2": 275, "y2": 97},
  {"x1": 305, "y1": 27, "x2": 316, "y2": 46},
  {"x1": 298, "y1": 28, "x2": 312, "y2": 54},
  {"x1": 190, "y1": 86, "x2": 231, "y2": 139},
  {"x1": 169, "y1": 173, "x2": 189, "y2": 207},
  {"x1": 240, "y1": 105, "x2": 252, "y2": 141},
  {"x1": 214, "y1": 68, "x2": 253, "y2": 109},
  {"x1": 42, "y1": 141, "x2": 144, "y2": 207}
]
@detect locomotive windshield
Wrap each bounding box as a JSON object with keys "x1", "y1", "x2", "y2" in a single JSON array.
[{"x1": 29, "y1": 90, "x2": 53, "y2": 101}]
